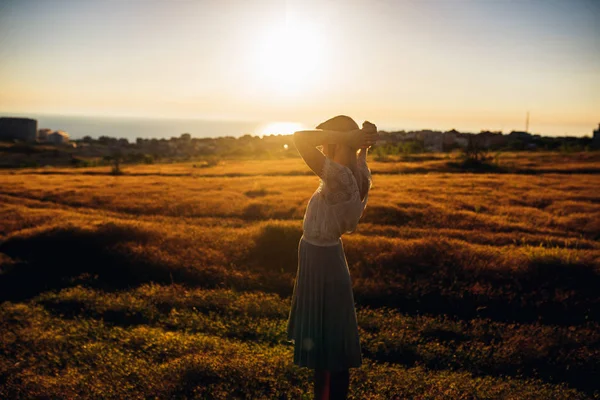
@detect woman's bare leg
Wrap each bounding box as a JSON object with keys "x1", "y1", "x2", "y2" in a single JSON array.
[
  {"x1": 314, "y1": 369, "x2": 331, "y2": 400},
  {"x1": 330, "y1": 369, "x2": 350, "y2": 400}
]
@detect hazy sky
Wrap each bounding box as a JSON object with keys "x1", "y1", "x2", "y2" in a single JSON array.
[{"x1": 1, "y1": 0, "x2": 598, "y2": 136}]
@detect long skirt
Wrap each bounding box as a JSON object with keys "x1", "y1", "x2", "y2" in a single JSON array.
[{"x1": 286, "y1": 235, "x2": 362, "y2": 372}]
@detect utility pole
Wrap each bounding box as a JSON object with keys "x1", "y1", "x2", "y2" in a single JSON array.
[{"x1": 525, "y1": 111, "x2": 530, "y2": 133}]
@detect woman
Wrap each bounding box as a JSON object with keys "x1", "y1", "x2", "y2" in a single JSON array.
[{"x1": 286, "y1": 115, "x2": 378, "y2": 400}]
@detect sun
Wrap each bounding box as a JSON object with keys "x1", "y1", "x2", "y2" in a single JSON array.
[
  {"x1": 259, "y1": 121, "x2": 305, "y2": 136},
  {"x1": 254, "y1": 21, "x2": 325, "y2": 96}
]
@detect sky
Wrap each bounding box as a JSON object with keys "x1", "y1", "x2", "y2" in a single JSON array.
[{"x1": 0, "y1": 0, "x2": 599, "y2": 136}]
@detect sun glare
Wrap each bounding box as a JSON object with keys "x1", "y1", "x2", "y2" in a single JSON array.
[
  {"x1": 254, "y1": 21, "x2": 325, "y2": 96},
  {"x1": 259, "y1": 122, "x2": 305, "y2": 136}
]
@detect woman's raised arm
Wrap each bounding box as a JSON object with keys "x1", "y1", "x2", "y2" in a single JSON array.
[
  {"x1": 293, "y1": 129, "x2": 351, "y2": 176},
  {"x1": 293, "y1": 128, "x2": 377, "y2": 177},
  {"x1": 358, "y1": 121, "x2": 377, "y2": 164}
]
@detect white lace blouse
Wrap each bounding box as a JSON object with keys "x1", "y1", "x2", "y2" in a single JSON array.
[{"x1": 302, "y1": 156, "x2": 372, "y2": 246}]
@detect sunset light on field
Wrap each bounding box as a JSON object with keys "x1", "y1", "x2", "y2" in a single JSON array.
[{"x1": 1, "y1": 1, "x2": 600, "y2": 397}]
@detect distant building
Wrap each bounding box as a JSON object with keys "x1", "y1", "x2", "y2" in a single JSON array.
[
  {"x1": 508, "y1": 131, "x2": 532, "y2": 141},
  {"x1": 593, "y1": 123, "x2": 600, "y2": 148},
  {"x1": 37, "y1": 128, "x2": 52, "y2": 141},
  {"x1": 47, "y1": 130, "x2": 70, "y2": 145},
  {"x1": 402, "y1": 132, "x2": 417, "y2": 140},
  {"x1": 442, "y1": 130, "x2": 458, "y2": 150},
  {"x1": 477, "y1": 131, "x2": 506, "y2": 149},
  {"x1": 455, "y1": 136, "x2": 469, "y2": 148},
  {"x1": 0, "y1": 117, "x2": 38, "y2": 142},
  {"x1": 417, "y1": 131, "x2": 443, "y2": 152}
]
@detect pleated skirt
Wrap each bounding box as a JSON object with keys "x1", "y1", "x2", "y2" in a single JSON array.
[{"x1": 286, "y1": 235, "x2": 362, "y2": 372}]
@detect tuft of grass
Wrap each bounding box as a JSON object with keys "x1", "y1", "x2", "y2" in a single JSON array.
[{"x1": 249, "y1": 221, "x2": 303, "y2": 275}]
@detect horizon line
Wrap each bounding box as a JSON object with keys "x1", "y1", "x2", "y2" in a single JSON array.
[{"x1": 0, "y1": 110, "x2": 596, "y2": 138}]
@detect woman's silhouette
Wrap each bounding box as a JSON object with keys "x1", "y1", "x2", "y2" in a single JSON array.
[{"x1": 286, "y1": 115, "x2": 378, "y2": 399}]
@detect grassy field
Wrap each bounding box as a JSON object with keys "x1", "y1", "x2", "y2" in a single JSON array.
[{"x1": 1, "y1": 152, "x2": 599, "y2": 399}]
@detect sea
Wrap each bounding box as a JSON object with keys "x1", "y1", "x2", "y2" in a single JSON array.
[
  {"x1": 1, "y1": 112, "x2": 592, "y2": 139},
  {"x1": 0, "y1": 113, "x2": 283, "y2": 140}
]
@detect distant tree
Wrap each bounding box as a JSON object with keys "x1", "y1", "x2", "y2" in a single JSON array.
[
  {"x1": 106, "y1": 149, "x2": 124, "y2": 175},
  {"x1": 373, "y1": 146, "x2": 391, "y2": 162},
  {"x1": 401, "y1": 140, "x2": 426, "y2": 154},
  {"x1": 463, "y1": 136, "x2": 487, "y2": 162}
]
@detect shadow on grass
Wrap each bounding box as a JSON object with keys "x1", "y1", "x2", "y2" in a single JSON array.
[
  {"x1": 0, "y1": 223, "x2": 182, "y2": 302},
  {"x1": 247, "y1": 222, "x2": 302, "y2": 275},
  {"x1": 361, "y1": 333, "x2": 599, "y2": 396},
  {"x1": 1, "y1": 221, "x2": 598, "y2": 327},
  {"x1": 351, "y1": 240, "x2": 600, "y2": 326},
  {"x1": 38, "y1": 298, "x2": 156, "y2": 327},
  {"x1": 0, "y1": 221, "x2": 298, "y2": 303},
  {"x1": 446, "y1": 159, "x2": 507, "y2": 173}
]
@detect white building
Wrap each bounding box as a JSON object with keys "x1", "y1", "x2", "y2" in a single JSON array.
[
  {"x1": 37, "y1": 128, "x2": 52, "y2": 141},
  {"x1": 47, "y1": 130, "x2": 70, "y2": 145}
]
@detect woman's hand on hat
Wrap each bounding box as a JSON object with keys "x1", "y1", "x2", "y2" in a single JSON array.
[
  {"x1": 362, "y1": 121, "x2": 377, "y2": 133},
  {"x1": 346, "y1": 128, "x2": 376, "y2": 149},
  {"x1": 360, "y1": 121, "x2": 378, "y2": 149}
]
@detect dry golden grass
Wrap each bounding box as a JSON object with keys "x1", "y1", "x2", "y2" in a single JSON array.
[
  {"x1": 2, "y1": 160, "x2": 599, "y2": 237},
  {"x1": 7, "y1": 150, "x2": 600, "y2": 176},
  {"x1": 1, "y1": 152, "x2": 599, "y2": 399}
]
